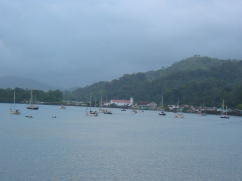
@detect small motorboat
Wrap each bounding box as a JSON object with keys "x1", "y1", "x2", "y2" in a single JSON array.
[
  {"x1": 220, "y1": 115, "x2": 229, "y2": 119},
  {"x1": 132, "y1": 109, "x2": 138, "y2": 114},
  {"x1": 10, "y1": 109, "x2": 21, "y2": 115},
  {"x1": 175, "y1": 113, "x2": 184, "y2": 118},
  {"x1": 158, "y1": 111, "x2": 166, "y2": 116},
  {"x1": 59, "y1": 105, "x2": 66, "y2": 109},
  {"x1": 25, "y1": 115, "x2": 33, "y2": 118},
  {"x1": 104, "y1": 109, "x2": 112, "y2": 114},
  {"x1": 88, "y1": 110, "x2": 98, "y2": 117}
]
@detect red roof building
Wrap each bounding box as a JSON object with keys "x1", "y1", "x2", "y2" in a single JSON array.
[{"x1": 106, "y1": 97, "x2": 134, "y2": 106}]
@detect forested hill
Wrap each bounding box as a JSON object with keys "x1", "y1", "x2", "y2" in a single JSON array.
[{"x1": 66, "y1": 56, "x2": 242, "y2": 107}]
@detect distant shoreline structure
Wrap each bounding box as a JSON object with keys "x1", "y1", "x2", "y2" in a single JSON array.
[{"x1": 1, "y1": 101, "x2": 242, "y2": 116}]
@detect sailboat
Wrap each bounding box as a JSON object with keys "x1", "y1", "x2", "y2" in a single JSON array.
[
  {"x1": 10, "y1": 89, "x2": 21, "y2": 115},
  {"x1": 59, "y1": 104, "x2": 66, "y2": 109},
  {"x1": 26, "y1": 90, "x2": 39, "y2": 110},
  {"x1": 158, "y1": 95, "x2": 166, "y2": 116},
  {"x1": 175, "y1": 99, "x2": 184, "y2": 118},
  {"x1": 59, "y1": 96, "x2": 66, "y2": 109},
  {"x1": 87, "y1": 96, "x2": 98, "y2": 117},
  {"x1": 99, "y1": 96, "x2": 105, "y2": 113},
  {"x1": 220, "y1": 100, "x2": 229, "y2": 119},
  {"x1": 200, "y1": 103, "x2": 206, "y2": 116},
  {"x1": 99, "y1": 96, "x2": 112, "y2": 114}
]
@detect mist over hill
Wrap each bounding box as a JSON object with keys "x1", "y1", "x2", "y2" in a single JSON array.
[
  {"x1": 65, "y1": 56, "x2": 242, "y2": 107},
  {"x1": 0, "y1": 76, "x2": 54, "y2": 91}
]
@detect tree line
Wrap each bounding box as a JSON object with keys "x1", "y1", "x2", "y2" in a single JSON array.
[{"x1": 0, "y1": 88, "x2": 63, "y2": 103}]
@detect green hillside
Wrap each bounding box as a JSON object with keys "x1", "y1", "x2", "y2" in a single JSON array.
[{"x1": 66, "y1": 56, "x2": 242, "y2": 107}]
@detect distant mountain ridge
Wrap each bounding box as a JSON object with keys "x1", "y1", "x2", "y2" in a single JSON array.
[
  {"x1": 66, "y1": 56, "x2": 242, "y2": 107},
  {"x1": 0, "y1": 76, "x2": 54, "y2": 90}
]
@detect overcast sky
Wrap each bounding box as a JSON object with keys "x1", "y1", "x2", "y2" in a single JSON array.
[{"x1": 0, "y1": 0, "x2": 241, "y2": 88}]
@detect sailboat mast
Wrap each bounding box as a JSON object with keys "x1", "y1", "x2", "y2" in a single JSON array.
[
  {"x1": 13, "y1": 89, "x2": 16, "y2": 105},
  {"x1": 30, "y1": 90, "x2": 33, "y2": 105},
  {"x1": 100, "y1": 96, "x2": 103, "y2": 108},
  {"x1": 161, "y1": 95, "x2": 164, "y2": 108},
  {"x1": 177, "y1": 99, "x2": 180, "y2": 112},
  {"x1": 222, "y1": 99, "x2": 225, "y2": 113}
]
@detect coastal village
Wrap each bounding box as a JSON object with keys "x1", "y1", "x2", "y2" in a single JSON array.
[{"x1": 62, "y1": 97, "x2": 242, "y2": 116}]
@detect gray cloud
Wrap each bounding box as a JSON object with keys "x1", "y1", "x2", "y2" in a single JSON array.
[{"x1": 0, "y1": 0, "x2": 241, "y2": 88}]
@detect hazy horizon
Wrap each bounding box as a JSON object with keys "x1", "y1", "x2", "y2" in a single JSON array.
[{"x1": 1, "y1": 0, "x2": 242, "y2": 88}]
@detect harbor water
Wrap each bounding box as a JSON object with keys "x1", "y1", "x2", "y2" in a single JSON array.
[{"x1": 0, "y1": 103, "x2": 242, "y2": 181}]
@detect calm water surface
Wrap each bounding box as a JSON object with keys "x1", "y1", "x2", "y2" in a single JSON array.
[{"x1": 0, "y1": 103, "x2": 242, "y2": 181}]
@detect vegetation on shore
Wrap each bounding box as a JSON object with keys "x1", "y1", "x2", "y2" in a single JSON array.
[{"x1": 0, "y1": 88, "x2": 63, "y2": 104}]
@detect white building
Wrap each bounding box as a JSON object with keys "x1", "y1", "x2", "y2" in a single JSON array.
[
  {"x1": 168, "y1": 105, "x2": 179, "y2": 111},
  {"x1": 106, "y1": 97, "x2": 134, "y2": 107}
]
